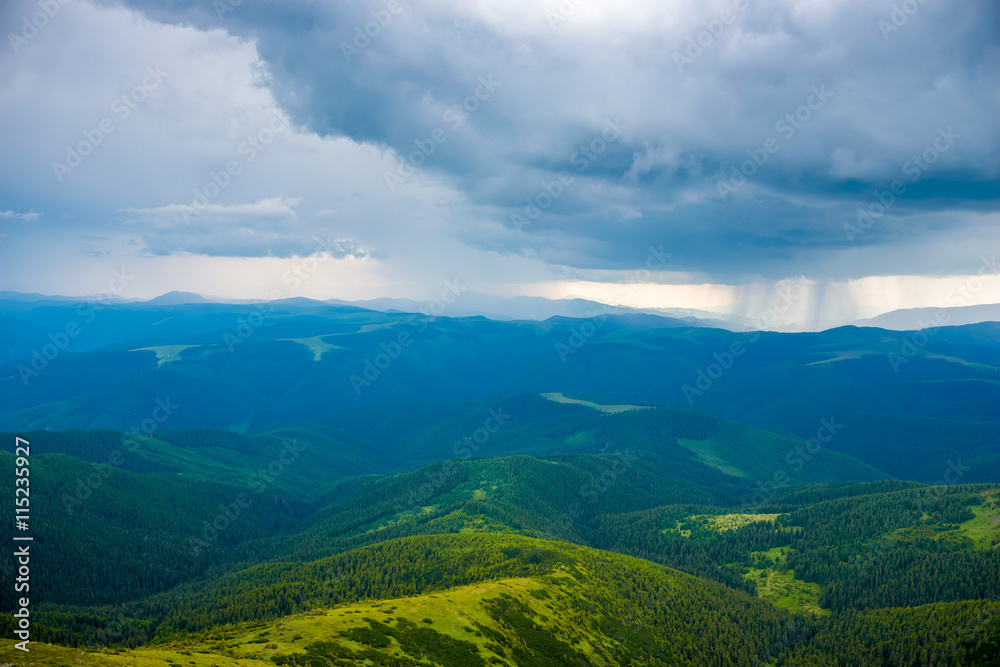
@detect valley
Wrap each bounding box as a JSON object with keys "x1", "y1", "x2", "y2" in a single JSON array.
[{"x1": 2, "y1": 298, "x2": 1000, "y2": 665}]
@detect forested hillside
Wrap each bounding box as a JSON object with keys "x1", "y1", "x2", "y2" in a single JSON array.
[
  {"x1": 3, "y1": 299, "x2": 1000, "y2": 665},
  {"x1": 3, "y1": 299, "x2": 1000, "y2": 484}
]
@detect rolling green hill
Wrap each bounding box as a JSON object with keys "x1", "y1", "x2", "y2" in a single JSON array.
[
  {"x1": 4, "y1": 299, "x2": 1000, "y2": 664},
  {"x1": 4, "y1": 533, "x2": 997, "y2": 666},
  {"x1": 3, "y1": 300, "x2": 1000, "y2": 488},
  {"x1": 774, "y1": 412, "x2": 1000, "y2": 483},
  {"x1": 4, "y1": 393, "x2": 887, "y2": 504},
  {"x1": 0, "y1": 450, "x2": 309, "y2": 609},
  {"x1": 4, "y1": 533, "x2": 813, "y2": 664}
]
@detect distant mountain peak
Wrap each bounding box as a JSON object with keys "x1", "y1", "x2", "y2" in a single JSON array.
[
  {"x1": 852, "y1": 302, "x2": 1000, "y2": 330},
  {"x1": 144, "y1": 291, "x2": 212, "y2": 305}
]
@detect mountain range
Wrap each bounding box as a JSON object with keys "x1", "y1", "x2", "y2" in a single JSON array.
[
  {"x1": 9, "y1": 290, "x2": 1000, "y2": 331},
  {"x1": 2, "y1": 293, "x2": 1000, "y2": 665}
]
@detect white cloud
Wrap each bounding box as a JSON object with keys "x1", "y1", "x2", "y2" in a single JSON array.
[{"x1": 0, "y1": 210, "x2": 40, "y2": 222}]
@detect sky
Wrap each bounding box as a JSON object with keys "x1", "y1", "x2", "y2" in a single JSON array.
[{"x1": 1, "y1": 0, "x2": 999, "y2": 328}]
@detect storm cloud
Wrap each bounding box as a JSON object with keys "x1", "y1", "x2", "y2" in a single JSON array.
[{"x1": 1, "y1": 0, "x2": 998, "y2": 321}]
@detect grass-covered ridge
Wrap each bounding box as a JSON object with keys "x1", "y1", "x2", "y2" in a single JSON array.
[
  {"x1": 6, "y1": 533, "x2": 813, "y2": 665},
  {"x1": 5, "y1": 538, "x2": 998, "y2": 666}
]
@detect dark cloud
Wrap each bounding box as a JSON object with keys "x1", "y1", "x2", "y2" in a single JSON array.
[{"x1": 21, "y1": 0, "x2": 1000, "y2": 279}]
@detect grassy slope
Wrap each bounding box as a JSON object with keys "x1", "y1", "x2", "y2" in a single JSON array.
[
  {"x1": 744, "y1": 567, "x2": 828, "y2": 618},
  {"x1": 957, "y1": 490, "x2": 1000, "y2": 549},
  {"x1": 4, "y1": 533, "x2": 809, "y2": 666},
  {"x1": 598, "y1": 483, "x2": 1000, "y2": 620},
  {"x1": 678, "y1": 420, "x2": 889, "y2": 485},
  {"x1": 6, "y1": 546, "x2": 997, "y2": 666}
]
